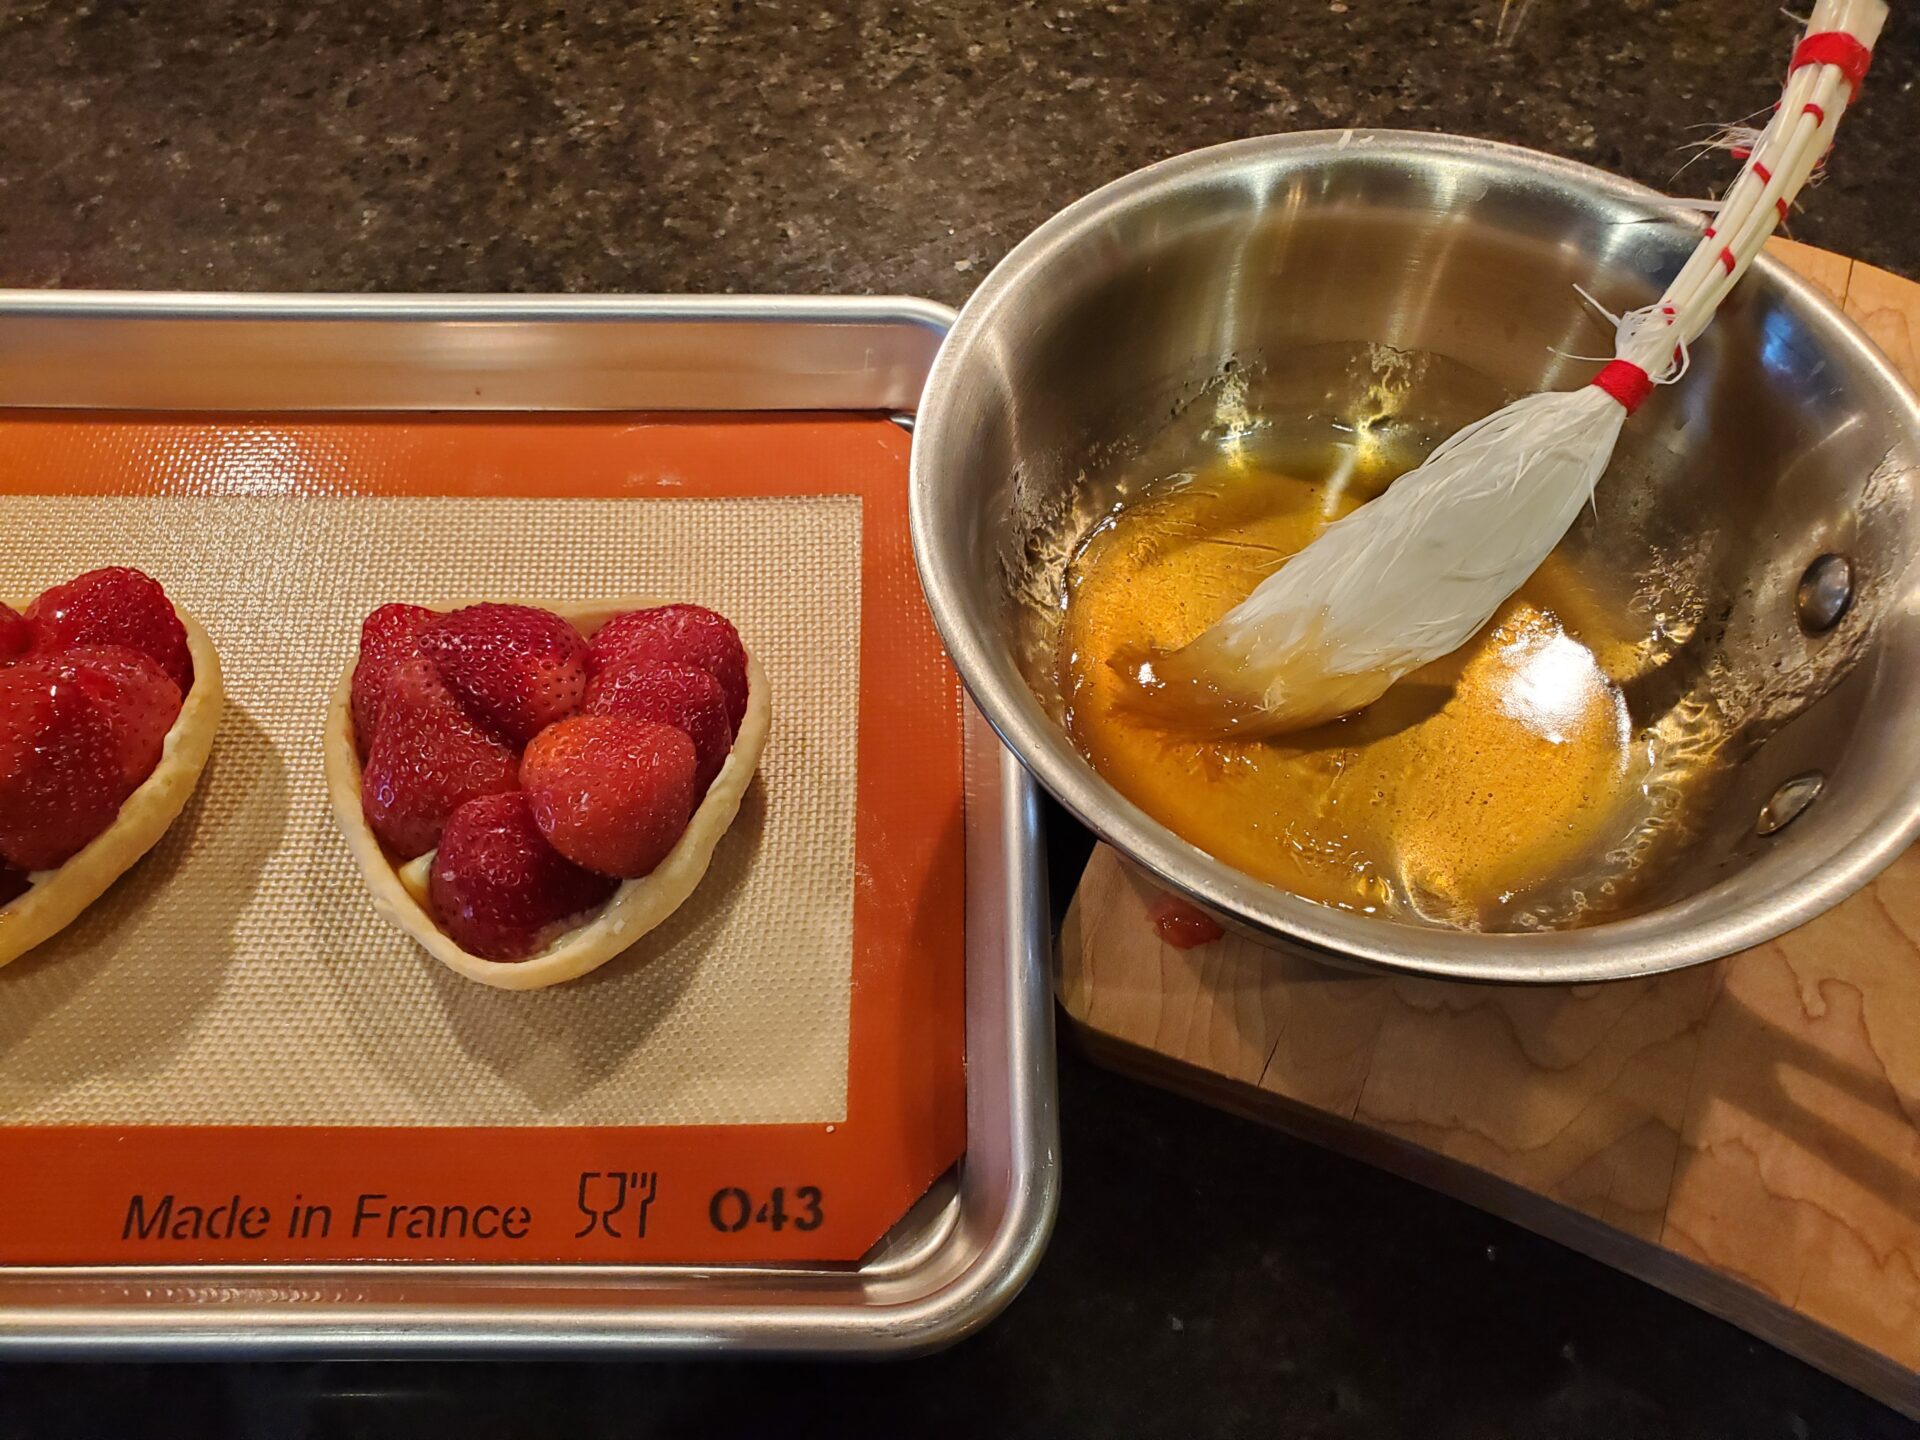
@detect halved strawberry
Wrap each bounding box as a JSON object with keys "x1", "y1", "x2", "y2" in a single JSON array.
[
  {"x1": 429, "y1": 792, "x2": 617, "y2": 960},
  {"x1": 0, "y1": 865, "x2": 28, "y2": 904},
  {"x1": 585, "y1": 659, "x2": 732, "y2": 800},
  {"x1": 59, "y1": 646, "x2": 183, "y2": 789},
  {"x1": 0, "y1": 602, "x2": 28, "y2": 662},
  {"x1": 26, "y1": 567, "x2": 194, "y2": 693},
  {"x1": 0, "y1": 659, "x2": 133, "y2": 871},
  {"x1": 585, "y1": 605, "x2": 748, "y2": 733},
  {"x1": 420, "y1": 603, "x2": 588, "y2": 748},
  {"x1": 350, "y1": 603, "x2": 434, "y2": 759},
  {"x1": 360, "y1": 658, "x2": 520, "y2": 860},
  {"x1": 520, "y1": 715, "x2": 696, "y2": 878}
]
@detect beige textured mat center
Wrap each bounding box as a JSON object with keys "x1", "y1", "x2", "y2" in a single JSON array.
[{"x1": 0, "y1": 494, "x2": 859, "y2": 1126}]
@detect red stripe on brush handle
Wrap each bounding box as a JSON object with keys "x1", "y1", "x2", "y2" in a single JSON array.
[
  {"x1": 1791, "y1": 31, "x2": 1872, "y2": 101},
  {"x1": 1591, "y1": 360, "x2": 1654, "y2": 414}
]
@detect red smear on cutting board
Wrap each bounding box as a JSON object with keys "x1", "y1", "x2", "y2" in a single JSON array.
[{"x1": 1148, "y1": 892, "x2": 1224, "y2": 949}]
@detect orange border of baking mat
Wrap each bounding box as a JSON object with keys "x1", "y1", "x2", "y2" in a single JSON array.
[{"x1": 0, "y1": 412, "x2": 966, "y2": 1265}]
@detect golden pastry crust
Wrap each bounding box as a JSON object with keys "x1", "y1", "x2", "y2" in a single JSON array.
[
  {"x1": 0, "y1": 604, "x2": 226, "y2": 968},
  {"x1": 324, "y1": 598, "x2": 770, "y2": 991}
]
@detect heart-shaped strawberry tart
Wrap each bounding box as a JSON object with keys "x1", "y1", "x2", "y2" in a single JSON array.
[
  {"x1": 0, "y1": 567, "x2": 226, "y2": 967},
  {"x1": 325, "y1": 598, "x2": 769, "y2": 990}
]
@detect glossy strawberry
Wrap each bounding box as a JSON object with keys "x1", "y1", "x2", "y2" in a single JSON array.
[
  {"x1": 0, "y1": 865, "x2": 29, "y2": 905},
  {"x1": 429, "y1": 792, "x2": 617, "y2": 960},
  {"x1": 350, "y1": 603, "x2": 434, "y2": 758},
  {"x1": 26, "y1": 567, "x2": 193, "y2": 693},
  {"x1": 586, "y1": 605, "x2": 748, "y2": 733},
  {"x1": 0, "y1": 602, "x2": 28, "y2": 662},
  {"x1": 0, "y1": 646, "x2": 180, "y2": 871},
  {"x1": 420, "y1": 603, "x2": 588, "y2": 748},
  {"x1": 520, "y1": 715, "x2": 696, "y2": 878},
  {"x1": 0, "y1": 658, "x2": 132, "y2": 870},
  {"x1": 584, "y1": 659, "x2": 732, "y2": 800},
  {"x1": 58, "y1": 646, "x2": 183, "y2": 788},
  {"x1": 360, "y1": 658, "x2": 519, "y2": 860}
]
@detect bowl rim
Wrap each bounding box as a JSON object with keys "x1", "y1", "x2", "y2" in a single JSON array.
[{"x1": 909, "y1": 127, "x2": 1920, "y2": 983}]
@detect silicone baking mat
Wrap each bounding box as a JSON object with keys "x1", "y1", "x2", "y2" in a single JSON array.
[{"x1": 0, "y1": 412, "x2": 967, "y2": 1264}]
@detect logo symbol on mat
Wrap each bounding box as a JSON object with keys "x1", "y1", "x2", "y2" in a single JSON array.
[{"x1": 574, "y1": 1171, "x2": 659, "y2": 1239}]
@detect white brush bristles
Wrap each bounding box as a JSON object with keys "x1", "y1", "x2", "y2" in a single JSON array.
[{"x1": 1156, "y1": 386, "x2": 1627, "y2": 734}]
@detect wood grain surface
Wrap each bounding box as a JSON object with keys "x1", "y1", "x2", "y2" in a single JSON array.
[{"x1": 1059, "y1": 239, "x2": 1920, "y2": 1417}]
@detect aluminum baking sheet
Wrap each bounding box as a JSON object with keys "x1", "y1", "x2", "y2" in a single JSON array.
[{"x1": 0, "y1": 293, "x2": 1056, "y2": 1356}]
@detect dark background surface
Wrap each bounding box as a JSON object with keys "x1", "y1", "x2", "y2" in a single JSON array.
[
  {"x1": 2, "y1": 1, "x2": 1918, "y2": 1436},
  {"x1": 2, "y1": 0, "x2": 1917, "y2": 299}
]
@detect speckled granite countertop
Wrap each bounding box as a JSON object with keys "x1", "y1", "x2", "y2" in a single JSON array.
[
  {"x1": 1, "y1": 3, "x2": 1917, "y2": 1437},
  {"x1": 2, "y1": 0, "x2": 1914, "y2": 301}
]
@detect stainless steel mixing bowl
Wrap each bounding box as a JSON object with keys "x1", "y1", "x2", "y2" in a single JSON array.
[{"x1": 910, "y1": 130, "x2": 1920, "y2": 983}]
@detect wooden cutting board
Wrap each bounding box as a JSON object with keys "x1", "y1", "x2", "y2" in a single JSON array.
[{"x1": 1058, "y1": 239, "x2": 1920, "y2": 1419}]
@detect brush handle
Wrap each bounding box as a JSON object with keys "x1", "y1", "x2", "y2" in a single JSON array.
[{"x1": 1618, "y1": 0, "x2": 1887, "y2": 378}]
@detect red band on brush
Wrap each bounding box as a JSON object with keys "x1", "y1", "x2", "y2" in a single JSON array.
[
  {"x1": 1719, "y1": 246, "x2": 1738, "y2": 273},
  {"x1": 1775, "y1": 197, "x2": 1790, "y2": 220},
  {"x1": 1791, "y1": 31, "x2": 1872, "y2": 101},
  {"x1": 1592, "y1": 360, "x2": 1653, "y2": 414},
  {"x1": 1803, "y1": 101, "x2": 1827, "y2": 125},
  {"x1": 1753, "y1": 161, "x2": 1773, "y2": 182}
]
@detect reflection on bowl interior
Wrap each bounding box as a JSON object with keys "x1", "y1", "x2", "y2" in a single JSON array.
[{"x1": 1024, "y1": 342, "x2": 1881, "y2": 932}]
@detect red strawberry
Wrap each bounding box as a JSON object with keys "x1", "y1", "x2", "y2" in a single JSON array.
[
  {"x1": 0, "y1": 864, "x2": 28, "y2": 904},
  {"x1": 0, "y1": 602, "x2": 28, "y2": 662},
  {"x1": 0, "y1": 659, "x2": 133, "y2": 870},
  {"x1": 350, "y1": 603, "x2": 434, "y2": 758},
  {"x1": 420, "y1": 603, "x2": 588, "y2": 748},
  {"x1": 584, "y1": 659, "x2": 732, "y2": 800},
  {"x1": 586, "y1": 605, "x2": 748, "y2": 733},
  {"x1": 520, "y1": 715, "x2": 695, "y2": 878},
  {"x1": 58, "y1": 646, "x2": 183, "y2": 788},
  {"x1": 429, "y1": 791, "x2": 617, "y2": 960},
  {"x1": 360, "y1": 658, "x2": 519, "y2": 860},
  {"x1": 26, "y1": 567, "x2": 193, "y2": 693}
]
